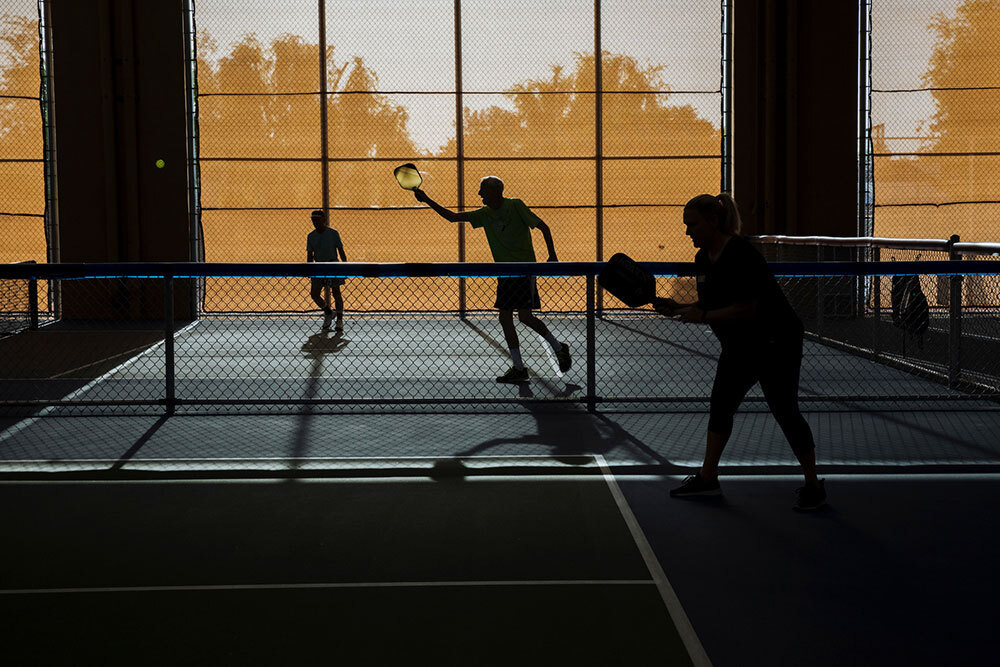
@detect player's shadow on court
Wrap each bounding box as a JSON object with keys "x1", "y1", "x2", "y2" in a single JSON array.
[
  {"x1": 300, "y1": 331, "x2": 349, "y2": 362},
  {"x1": 431, "y1": 382, "x2": 671, "y2": 481},
  {"x1": 288, "y1": 332, "x2": 350, "y2": 469}
]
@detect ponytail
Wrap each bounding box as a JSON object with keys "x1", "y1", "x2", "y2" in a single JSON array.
[
  {"x1": 684, "y1": 192, "x2": 742, "y2": 236},
  {"x1": 716, "y1": 192, "x2": 742, "y2": 235}
]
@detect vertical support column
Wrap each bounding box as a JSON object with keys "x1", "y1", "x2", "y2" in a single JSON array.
[
  {"x1": 40, "y1": 1, "x2": 60, "y2": 268},
  {"x1": 594, "y1": 0, "x2": 604, "y2": 318},
  {"x1": 455, "y1": 0, "x2": 467, "y2": 318},
  {"x1": 164, "y1": 275, "x2": 176, "y2": 414},
  {"x1": 858, "y1": 0, "x2": 872, "y2": 237},
  {"x1": 948, "y1": 234, "x2": 962, "y2": 388},
  {"x1": 721, "y1": 0, "x2": 732, "y2": 193},
  {"x1": 586, "y1": 274, "x2": 597, "y2": 413},
  {"x1": 318, "y1": 0, "x2": 330, "y2": 214},
  {"x1": 183, "y1": 1, "x2": 203, "y2": 317}
]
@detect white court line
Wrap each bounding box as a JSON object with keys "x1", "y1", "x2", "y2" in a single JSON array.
[
  {"x1": 677, "y1": 473, "x2": 1000, "y2": 482},
  {"x1": 0, "y1": 321, "x2": 201, "y2": 444},
  {"x1": 0, "y1": 579, "x2": 654, "y2": 596},
  {"x1": 0, "y1": 475, "x2": 665, "y2": 486},
  {"x1": 596, "y1": 454, "x2": 713, "y2": 667}
]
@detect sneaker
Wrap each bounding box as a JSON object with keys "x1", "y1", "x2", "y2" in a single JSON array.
[
  {"x1": 793, "y1": 479, "x2": 826, "y2": 512},
  {"x1": 670, "y1": 474, "x2": 722, "y2": 497},
  {"x1": 496, "y1": 367, "x2": 529, "y2": 384},
  {"x1": 335, "y1": 321, "x2": 344, "y2": 333},
  {"x1": 555, "y1": 342, "x2": 572, "y2": 373},
  {"x1": 322, "y1": 311, "x2": 333, "y2": 331}
]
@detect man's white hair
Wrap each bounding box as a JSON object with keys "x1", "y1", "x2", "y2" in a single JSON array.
[{"x1": 480, "y1": 175, "x2": 504, "y2": 191}]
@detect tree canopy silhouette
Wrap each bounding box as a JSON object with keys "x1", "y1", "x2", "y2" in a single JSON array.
[
  {"x1": 0, "y1": 14, "x2": 42, "y2": 163},
  {"x1": 873, "y1": 1, "x2": 1000, "y2": 241},
  {"x1": 923, "y1": 0, "x2": 1000, "y2": 156},
  {"x1": 0, "y1": 13, "x2": 45, "y2": 265}
]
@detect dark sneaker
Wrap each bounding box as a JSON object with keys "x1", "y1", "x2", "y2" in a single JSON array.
[
  {"x1": 322, "y1": 311, "x2": 333, "y2": 331},
  {"x1": 670, "y1": 474, "x2": 722, "y2": 497},
  {"x1": 496, "y1": 367, "x2": 529, "y2": 384},
  {"x1": 793, "y1": 479, "x2": 827, "y2": 512},
  {"x1": 555, "y1": 342, "x2": 572, "y2": 373}
]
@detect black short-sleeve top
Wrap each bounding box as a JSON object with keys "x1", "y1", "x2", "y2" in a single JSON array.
[{"x1": 694, "y1": 235, "x2": 803, "y2": 348}]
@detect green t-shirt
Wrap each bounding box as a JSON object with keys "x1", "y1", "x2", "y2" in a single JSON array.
[
  {"x1": 306, "y1": 227, "x2": 343, "y2": 262},
  {"x1": 466, "y1": 198, "x2": 542, "y2": 263}
]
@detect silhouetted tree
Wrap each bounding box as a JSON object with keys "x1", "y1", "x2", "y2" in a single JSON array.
[
  {"x1": 0, "y1": 15, "x2": 42, "y2": 161},
  {"x1": 874, "y1": 1, "x2": 1000, "y2": 240}
]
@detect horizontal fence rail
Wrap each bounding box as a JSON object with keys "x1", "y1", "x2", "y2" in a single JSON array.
[
  {"x1": 2, "y1": 261, "x2": 999, "y2": 413},
  {"x1": 754, "y1": 234, "x2": 1000, "y2": 256},
  {"x1": 5, "y1": 260, "x2": 1000, "y2": 280}
]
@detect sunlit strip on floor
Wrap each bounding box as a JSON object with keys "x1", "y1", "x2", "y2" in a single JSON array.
[
  {"x1": 0, "y1": 321, "x2": 202, "y2": 443},
  {"x1": 0, "y1": 454, "x2": 607, "y2": 474}
]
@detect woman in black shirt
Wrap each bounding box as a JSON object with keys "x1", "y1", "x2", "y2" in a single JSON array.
[{"x1": 656, "y1": 193, "x2": 826, "y2": 511}]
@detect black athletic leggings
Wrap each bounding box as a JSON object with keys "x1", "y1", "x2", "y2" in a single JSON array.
[{"x1": 708, "y1": 334, "x2": 815, "y2": 455}]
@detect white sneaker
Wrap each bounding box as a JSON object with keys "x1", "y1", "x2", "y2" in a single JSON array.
[{"x1": 322, "y1": 312, "x2": 333, "y2": 330}]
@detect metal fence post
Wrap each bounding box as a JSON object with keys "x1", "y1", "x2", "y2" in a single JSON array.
[
  {"x1": 816, "y1": 245, "x2": 825, "y2": 330},
  {"x1": 586, "y1": 274, "x2": 596, "y2": 413},
  {"x1": 28, "y1": 276, "x2": 39, "y2": 331},
  {"x1": 871, "y1": 245, "x2": 881, "y2": 361},
  {"x1": 164, "y1": 274, "x2": 176, "y2": 414},
  {"x1": 948, "y1": 234, "x2": 962, "y2": 388},
  {"x1": 872, "y1": 246, "x2": 881, "y2": 318}
]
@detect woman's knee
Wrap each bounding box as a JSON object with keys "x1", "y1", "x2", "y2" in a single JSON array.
[
  {"x1": 773, "y1": 410, "x2": 815, "y2": 454},
  {"x1": 707, "y1": 412, "x2": 734, "y2": 438}
]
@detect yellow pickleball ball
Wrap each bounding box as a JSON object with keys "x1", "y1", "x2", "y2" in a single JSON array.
[{"x1": 155, "y1": 159, "x2": 165, "y2": 168}]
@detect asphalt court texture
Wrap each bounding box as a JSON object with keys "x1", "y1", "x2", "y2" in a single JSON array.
[
  {"x1": 0, "y1": 465, "x2": 703, "y2": 665},
  {"x1": 3, "y1": 316, "x2": 1000, "y2": 664}
]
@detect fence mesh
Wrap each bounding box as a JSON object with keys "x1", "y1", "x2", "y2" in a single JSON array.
[
  {"x1": 2, "y1": 261, "x2": 998, "y2": 417},
  {"x1": 193, "y1": 0, "x2": 726, "y2": 312},
  {"x1": 0, "y1": 2, "x2": 47, "y2": 265},
  {"x1": 870, "y1": 0, "x2": 1000, "y2": 241}
]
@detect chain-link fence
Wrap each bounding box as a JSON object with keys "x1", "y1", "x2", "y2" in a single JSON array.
[
  {"x1": 869, "y1": 0, "x2": 1000, "y2": 241},
  {"x1": 2, "y1": 259, "x2": 998, "y2": 416},
  {"x1": 0, "y1": 2, "x2": 49, "y2": 265},
  {"x1": 193, "y1": 0, "x2": 728, "y2": 313}
]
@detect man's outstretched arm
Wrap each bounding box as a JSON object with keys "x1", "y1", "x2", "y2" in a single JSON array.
[
  {"x1": 413, "y1": 188, "x2": 471, "y2": 223},
  {"x1": 535, "y1": 220, "x2": 558, "y2": 262}
]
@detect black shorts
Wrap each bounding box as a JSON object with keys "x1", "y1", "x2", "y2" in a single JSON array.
[
  {"x1": 495, "y1": 276, "x2": 540, "y2": 310},
  {"x1": 311, "y1": 277, "x2": 345, "y2": 290}
]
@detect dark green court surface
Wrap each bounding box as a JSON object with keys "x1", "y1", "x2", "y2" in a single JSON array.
[{"x1": 0, "y1": 472, "x2": 705, "y2": 665}]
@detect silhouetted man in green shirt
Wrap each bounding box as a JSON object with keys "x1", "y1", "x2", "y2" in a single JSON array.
[{"x1": 414, "y1": 176, "x2": 571, "y2": 383}]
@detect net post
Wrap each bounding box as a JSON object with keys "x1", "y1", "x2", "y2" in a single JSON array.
[
  {"x1": 816, "y1": 244, "x2": 826, "y2": 331},
  {"x1": 586, "y1": 274, "x2": 597, "y2": 413},
  {"x1": 28, "y1": 260, "x2": 39, "y2": 330},
  {"x1": 872, "y1": 246, "x2": 881, "y2": 317},
  {"x1": 947, "y1": 234, "x2": 962, "y2": 388},
  {"x1": 164, "y1": 274, "x2": 176, "y2": 414}
]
